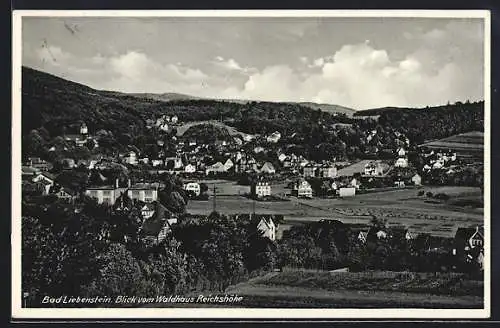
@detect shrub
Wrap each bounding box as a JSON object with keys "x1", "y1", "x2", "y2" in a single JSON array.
[
  {"x1": 418, "y1": 190, "x2": 425, "y2": 196},
  {"x1": 426, "y1": 191, "x2": 433, "y2": 198}
]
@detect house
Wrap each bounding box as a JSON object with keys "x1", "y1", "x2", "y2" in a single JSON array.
[
  {"x1": 432, "y1": 161, "x2": 444, "y2": 169},
  {"x1": 338, "y1": 187, "x2": 356, "y2": 197},
  {"x1": 205, "y1": 162, "x2": 227, "y2": 175},
  {"x1": 85, "y1": 180, "x2": 124, "y2": 205},
  {"x1": 394, "y1": 180, "x2": 405, "y2": 188},
  {"x1": 235, "y1": 156, "x2": 257, "y2": 173},
  {"x1": 184, "y1": 163, "x2": 196, "y2": 173},
  {"x1": 184, "y1": 182, "x2": 201, "y2": 196},
  {"x1": 266, "y1": 131, "x2": 281, "y2": 143},
  {"x1": 364, "y1": 161, "x2": 384, "y2": 176},
  {"x1": 139, "y1": 157, "x2": 149, "y2": 165},
  {"x1": 376, "y1": 230, "x2": 388, "y2": 239},
  {"x1": 171, "y1": 115, "x2": 179, "y2": 124},
  {"x1": 259, "y1": 162, "x2": 276, "y2": 174},
  {"x1": 395, "y1": 157, "x2": 409, "y2": 168},
  {"x1": 293, "y1": 179, "x2": 313, "y2": 198},
  {"x1": 139, "y1": 202, "x2": 177, "y2": 245},
  {"x1": 303, "y1": 164, "x2": 317, "y2": 178},
  {"x1": 124, "y1": 151, "x2": 138, "y2": 165},
  {"x1": 54, "y1": 186, "x2": 77, "y2": 202},
  {"x1": 251, "y1": 181, "x2": 271, "y2": 198},
  {"x1": 358, "y1": 231, "x2": 368, "y2": 243},
  {"x1": 140, "y1": 203, "x2": 156, "y2": 220},
  {"x1": 319, "y1": 165, "x2": 337, "y2": 178},
  {"x1": 127, "y1": 183, "x2": 159, "y2": 203},
  {"x1": 405, "y1": 231, "x2": 418, "y2": 240},
  {"x1": 223, "y1": 158, "x2": 234, "y2": 171},
  {"x1": 32, "y1": 172, "x2": 55, "y2": 185},
  {"x1": 34, "y1": 179, "x2": 53, "y2": 195},
  {"x1": 159, "y1": 123, "x2": 169, "y2": 132},
  {"x1": 350, "y1": 178, "x2": 360, "y2": 189},
  {"x1": 278, "y1": 153, "x2": 287, "y2": 162},
  {"x1": 253, "y1": 146, "x2": 265, "y2": 154},
  {"x1": 257, "y1": 217, "x2": 276, "y2": 241},
  {"x1": 397, "y1": 147, "x2": 406, "y2": 157},
  {"x1": 453, "y1": 226, "x2": 484, "y2": 254},
  {"x1": 80, "y1": 122, "x2": 88, "y2": 135},
  {"x1": 411, "y1": 174, "x2": 422, "y2": 186},
  {"x1": 151, "y1": 159, "x2": 164, "y2": 167}
]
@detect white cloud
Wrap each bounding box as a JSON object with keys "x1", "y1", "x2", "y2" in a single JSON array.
[{"x1": 217, "y1": 41, "x2": 478, "y2": 109}]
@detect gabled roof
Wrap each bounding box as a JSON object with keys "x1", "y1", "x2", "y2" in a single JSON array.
[{"x1": 455, "y1": 227, "x2": 483, "y2": 241}]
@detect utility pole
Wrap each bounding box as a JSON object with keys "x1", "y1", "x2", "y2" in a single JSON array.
[
  {"x1": 252, "y1": 197, "x2": 256, "y2": 219},
  {"x1": 212, "y1": 184, "x2": 216, "y2": 213}
]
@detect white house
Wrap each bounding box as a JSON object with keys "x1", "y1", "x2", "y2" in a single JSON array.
[
  {"x1": 184, "y1": 163, "x2": 196, "y2": 173},
  {"x1": 171, "y1": 115, "x2": 179, "y2": 124},
  {"x1": 266, "y1": 131, "x2": 281, "y2": 143},
  {"x1": 141, "y1": 203, "x2": 155, "y2": 219},
  {"x1": 184, "y1": 182, "x2": 201, "y2": 196},
  {"x1": 252, "y1": 181, "x2": 271, "y2": 198},
  {"x1": 205, "y1": 162, "x2": 227, "y2": 175},
  {"x1": 433, "y1": 161, "x2": 444, "y2": 169},
  {"x1": 259, "y1": 162, "x2": 276, "y2": 174},
  {"x1": 257, "y1": 217, "x2": 276, "y2": 241},
  {"x1": 397, "y1": 147, "x2": 406, "y2": 157},
  {"x1": 278, "y1": 153, "x2": 287, "y2": 162},
  {"x1": 339, "y1": 187, "x2": 356, "y2": 197},
  {"x1": 319, "y1": 165, "x2": 337, "y2": 178},
  {"x1": 394, "y1": 157, "x2": 408, "y2": 168},
  {"x1": 224, "y1": 158, "x2": 234, "y2": 171},
  {"x1": 127, "y1": 183, "x2": 159, "y2": 203},
  {"x1": 411, "y1": 174, "x2": 422, "y2": 186},
  {"x1": 151, "y1": 159, "x2": 164, "y2": 167},
  {"x1": 124, "y1": 151, "x2": 138, "y2": 165},
  {"x1": 295, "y1": 180, "x2": 313, "y2": 198}
]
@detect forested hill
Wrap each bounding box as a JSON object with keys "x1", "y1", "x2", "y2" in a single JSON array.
[
  {"x1": 22, "y1": 66, "x2": 483, "y2": 149},
  {"x1": 21, "y1": 67, "x2": 354, "y2": 137},
  {"x1": 355, "y1": 102, "x2": 484, "y2": 144}
]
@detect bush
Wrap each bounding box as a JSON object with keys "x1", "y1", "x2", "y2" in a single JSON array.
[
  {"x1": 418, "y1": 190, "x2": 425, "y2": 196},
  {"x1": 426, "y1": 192, "x2": 433, "y2": 198}
]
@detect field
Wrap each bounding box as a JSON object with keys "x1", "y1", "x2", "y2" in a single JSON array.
[
  {"x1": 187, "y1": 184, "x2": 484, "y2": 238},
  {"x1": 419, "y1": 131, "x2": 484, "y2": 158},
  {"x1": 223, "y1": 270, "x2": 483, "y2": 308}
]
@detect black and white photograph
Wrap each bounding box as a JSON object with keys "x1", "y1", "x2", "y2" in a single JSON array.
[{"x1": 11, "y1": 10, "x2": 490, "y2": 319}]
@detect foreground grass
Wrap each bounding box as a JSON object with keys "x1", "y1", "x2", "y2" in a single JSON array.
[
  {"x1": 143, "y1": 270, "x2": 483, "y2": 308},
  {"x1": 222, "y1": 270, "x2": 483, "y2": 308}
]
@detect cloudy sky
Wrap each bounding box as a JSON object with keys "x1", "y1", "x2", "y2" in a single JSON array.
[{"x1": 22, "y1": 15, "x2": 485, "y2": 110}]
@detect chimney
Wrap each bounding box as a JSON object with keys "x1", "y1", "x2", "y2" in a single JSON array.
[{"x1": 115, "y1": 178, "x2": 119, "y2": 189}]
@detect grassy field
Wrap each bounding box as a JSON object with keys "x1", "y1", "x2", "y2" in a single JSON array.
[
  {"x1": 223, "y1": 270, "x2": 483, "y2": 308},
  {"x1": 420, "y1": 131, "x2": 484, "y2": 157},
  {"x1": 187, "y1": 186, "x2": 484, "y2": 238}
]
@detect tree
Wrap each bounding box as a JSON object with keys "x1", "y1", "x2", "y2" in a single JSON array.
[{"x1": 82, "y1": 243, "x2": 144, "y2": 298}]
